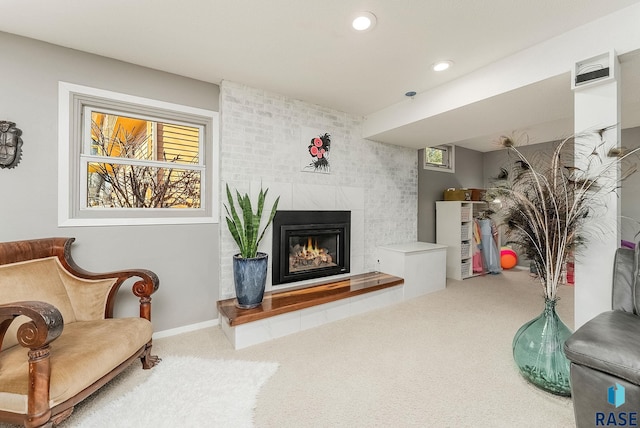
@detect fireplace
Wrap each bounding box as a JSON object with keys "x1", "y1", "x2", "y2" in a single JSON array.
[{"x1": 272, "y1": 210, "x2": 350, "y2": 285}]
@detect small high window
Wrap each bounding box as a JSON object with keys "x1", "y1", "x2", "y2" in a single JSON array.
[{"x1": 424, "y1": 144, "x2": 455, "y2": 173}]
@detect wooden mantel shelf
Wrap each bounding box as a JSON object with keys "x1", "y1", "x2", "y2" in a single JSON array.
[{"x1": 217, "y1": 272, "x2": 404, "y2": 326}]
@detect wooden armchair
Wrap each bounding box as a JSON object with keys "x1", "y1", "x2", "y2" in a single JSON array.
[{"x1": 0, "y1": 238, "x2": 160, "y2": 427}]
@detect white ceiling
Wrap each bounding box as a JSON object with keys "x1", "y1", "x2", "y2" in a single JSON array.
[{"x1": 2, "y1": 0, "x2": 639, "y2": 152}]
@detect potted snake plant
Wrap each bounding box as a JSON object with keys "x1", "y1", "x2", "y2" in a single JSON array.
[{"x1": 224, "y1": 183, "x2": 279, "y2": 309}]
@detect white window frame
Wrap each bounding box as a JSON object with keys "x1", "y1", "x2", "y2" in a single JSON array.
[
  {"x1": 58, "y1": 82, "x2": 219, "y2": 226},
  {"x1": 423, "y1": 144, "x2": 455, "y2": 173}
]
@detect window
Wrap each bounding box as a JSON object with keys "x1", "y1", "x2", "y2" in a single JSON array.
[
  {"x1": 424, "y1": 144, "x2": 455, "y2": 173},
  {"x1": 58, "y1": 82, "x2": 218, "y2": 226}
]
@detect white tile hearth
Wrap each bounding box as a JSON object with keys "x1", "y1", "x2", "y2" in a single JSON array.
[{"x1": 220, "y1": 284, "x2": 404, "y2": 349}]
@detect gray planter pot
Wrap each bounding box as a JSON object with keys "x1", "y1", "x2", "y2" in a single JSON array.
[{"x1": 233, "y1": 252, "x2": 268, "y2": 309}]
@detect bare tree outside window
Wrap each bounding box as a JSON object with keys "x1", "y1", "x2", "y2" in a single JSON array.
[{"x1": 87, "y1": 112, "x2": 202, "y2": 209}]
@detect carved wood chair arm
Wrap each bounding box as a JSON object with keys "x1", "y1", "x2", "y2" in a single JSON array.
[
  {"x1": 73, "y1": 266, "x2": 160, "y2": 298},
  {"x1": 0, "y1": 302, "x2": 64, "y2": 427},
  {"x1": 57, "y1": 239, "x2": 160, "y2": 322},
  {"x1": 100, "y1": 269, "x2": 159, "y2": 321},
  {"x1": 57, "y1": 238, "x2": 159, "y2": 295},
  {"x1": 0, "y1": 301, "x2": 64, "y2": 350}
]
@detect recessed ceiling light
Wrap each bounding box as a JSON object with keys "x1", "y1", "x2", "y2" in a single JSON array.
[
  {"x1": 405, "y1": 91, "x2": 417, "y2": 97},
  {"x1": 352, "y1": 12, "x2": 377, "y2": 31},
  {"x1": 432, "y1": 60, "x2": 453, "y2": 72}
]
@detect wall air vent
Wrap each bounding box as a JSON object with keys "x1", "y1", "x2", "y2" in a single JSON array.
[
  {"x1": 572, "y1": 51, "x2": 617, "y2": 90},
  {"x1": 575, "y1": 67, "x2": 610, "y2": 85}
]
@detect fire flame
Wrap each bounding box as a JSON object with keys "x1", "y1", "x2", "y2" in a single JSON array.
[
  {"x1": 303, "y1": 237, "x2": 320, "y2": 256},
  {"x1": 289, "y1": 236, "x2": 334, "y2": 272}
]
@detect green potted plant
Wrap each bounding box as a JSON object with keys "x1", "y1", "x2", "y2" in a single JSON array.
[
  {"x1": 224, "y1": 183, "x2": 279, "y2": 309},
  {"x1": 490, "y1": 126, "x2": 638, "y2": 396}
]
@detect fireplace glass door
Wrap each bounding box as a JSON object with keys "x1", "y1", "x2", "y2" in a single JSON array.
[
  {"x1": 272, "y1": 211, "x2": 350, "y2": 285},
  {"x1": 288, "y1": 229, "x2": 340, "y2": 274}
]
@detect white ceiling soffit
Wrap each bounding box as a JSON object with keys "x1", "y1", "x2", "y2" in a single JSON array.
[
  {"x1": 363, "y1": 3, "x2": 640, "y2": 152},
  {"x1": 368, "y1": 74, "x2": 574, "y2": 152},
  {"x1": 368, "y1": 55, "x2": 640, "y2": 153}
]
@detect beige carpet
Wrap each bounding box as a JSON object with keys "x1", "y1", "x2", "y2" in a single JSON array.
[{"x1": 58, "y1": 268, "x2": 575, "y2": 427}]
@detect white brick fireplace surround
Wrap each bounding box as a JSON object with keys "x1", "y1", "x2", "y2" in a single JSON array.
[{"x1": 218, "y1": 81, "x2": 418, "y2": 345}]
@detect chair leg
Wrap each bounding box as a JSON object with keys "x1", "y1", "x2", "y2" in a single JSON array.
[
  {"x1": 141, "y1": 341, "x2": 161, "y2": 369},
  {"x1": 50, "y1": 407, "x2": 74, "y2": 427},
  {"x1": 25, "y1": 347, "x2": 52, "y2": 428}
]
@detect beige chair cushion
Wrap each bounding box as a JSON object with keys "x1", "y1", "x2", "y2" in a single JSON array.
[
  {"x1": 0, "y1": 317, "x2": 152, "y2": 414},
  {"x1": 0, "y1": 258, "x2": 78, "y2": 322},
  {"x1": 0, "y1": 257, "x2": 117, "y2": 350}
]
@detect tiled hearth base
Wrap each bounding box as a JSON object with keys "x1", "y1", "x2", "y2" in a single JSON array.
[{"x1": 217, "y1": 272, "x2": 404, "y2": 349}]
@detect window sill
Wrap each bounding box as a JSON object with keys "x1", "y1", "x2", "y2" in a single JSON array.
[
  {"x1": 58, "y1": 216, "x2": 218, "y2": 227},
  {"x1": 423, "y1": 165, "x2": 455, "y2": 173}
]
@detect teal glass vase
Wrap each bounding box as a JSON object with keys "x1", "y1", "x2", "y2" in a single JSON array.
[{"x1": 512, "y1": 298, "x2": 572, "y2": 396}]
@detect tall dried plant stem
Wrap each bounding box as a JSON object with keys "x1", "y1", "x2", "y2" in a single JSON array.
[{"x1": 494, "y1": 128, "x2": 638, "y2": 301}]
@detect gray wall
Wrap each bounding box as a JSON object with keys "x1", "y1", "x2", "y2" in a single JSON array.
[
  {"x1": 482, "y1": 139, "x2": 568, "y2": 188},
  {"x1": 483, "y1": 129, "x2": 640, "y2": 244},
  {"x1": 0, "y1": 32, "x2": 220, "y2": 332},
  {"x1": 418, "y1": 146, "x2": 484, "y2": 242},
  {"x1": 621, "y1": 126, "x2": 640, "y2": 242},
  {"x1": 481, "y1": 139, "x2": 570, "y2": 259}
]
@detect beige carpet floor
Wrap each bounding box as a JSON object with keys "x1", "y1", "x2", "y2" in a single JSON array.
[{"x1": 60, "y1": 268, "x2": 575, "y2": 427}]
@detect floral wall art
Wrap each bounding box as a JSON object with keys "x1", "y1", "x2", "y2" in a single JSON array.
[{"x1": 301, "y1": 128, "x2": 331, "y2": 173}]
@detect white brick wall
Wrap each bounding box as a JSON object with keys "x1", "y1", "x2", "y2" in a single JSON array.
[{"x1": 219, "y1": 81, "x2": 417, "y2": 299}]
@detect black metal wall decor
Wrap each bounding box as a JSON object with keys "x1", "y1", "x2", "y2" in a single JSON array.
[{"x1": 0, "y1": 121, "x2": 23, "y2": 169}]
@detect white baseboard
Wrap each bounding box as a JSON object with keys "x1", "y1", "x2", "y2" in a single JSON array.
[{"x1": 153, "y1": 318, "x2": 219, "y2": 339}]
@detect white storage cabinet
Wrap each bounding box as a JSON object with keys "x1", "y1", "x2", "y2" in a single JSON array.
[
  {"x1": 436, "y1": 201, "x2": 482, "y2": 280},
  {"x1": 377, "y1": 242, "x2": 447, "y2": 298}
]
